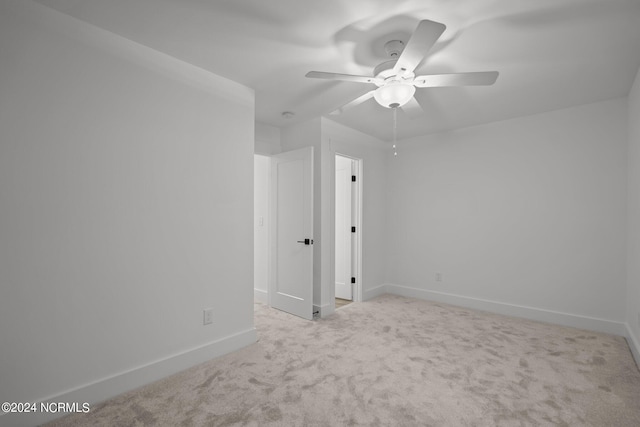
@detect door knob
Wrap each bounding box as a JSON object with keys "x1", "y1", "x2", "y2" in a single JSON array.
[{"x1": 296, "y1": 238, "x2": 313, "y2": 245}]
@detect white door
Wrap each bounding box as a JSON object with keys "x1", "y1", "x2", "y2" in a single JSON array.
[
  {"x1": 270, "y1": 147, "x2": 314, "y2": 320},
  {"x1": 335, "y1": 155, "x2": 353, "y2": 300}
]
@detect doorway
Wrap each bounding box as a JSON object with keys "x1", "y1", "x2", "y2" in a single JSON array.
[
  {"x1": 335, "y1": 154, "x2": 362, "y2": 308},
  {"x1": 253, "y1": 149, "x2": 314, "y2": 320}
]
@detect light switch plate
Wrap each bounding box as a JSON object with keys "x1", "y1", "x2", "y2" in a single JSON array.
[{"x1": 203, "y1": 308, "x2": 213, "y2": 325}]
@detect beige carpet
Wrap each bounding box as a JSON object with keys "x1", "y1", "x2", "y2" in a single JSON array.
[{"x1": 47, "y1": 294, "x2": 640, "y2": 426}]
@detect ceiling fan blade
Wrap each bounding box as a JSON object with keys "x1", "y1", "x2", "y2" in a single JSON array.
[
  {"x1": 400, "y1": 96, "x2": 423, "y2": 119},
  {"x1": 414, "y1": 71, "x2": 499, "y2": 88},
  {"x1": 393, "y1": 20, "x2": 446, "y2": 75},
  {"x1": 329, "y1": 90, "x2": 375, "y2": 115},
  {"x1": 306, "y1": 71, "x2": 381, "y2": 85}
]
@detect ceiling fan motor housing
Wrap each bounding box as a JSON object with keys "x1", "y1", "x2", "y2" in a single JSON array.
[{"x1": 373, "y1": 60, "x2": 397, "y2": 81}]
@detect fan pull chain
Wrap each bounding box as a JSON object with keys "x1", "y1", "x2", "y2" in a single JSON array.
[{"x1": 392, "y1": 107, "x2": 398, "y2": 156}]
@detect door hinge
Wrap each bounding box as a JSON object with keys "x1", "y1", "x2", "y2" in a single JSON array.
[
  {"x1": 352, "y1": 175, "x2": 356, "y2": 182},
  {"x1": 351, "y1": 277, "x2": 356, "y2": 284},
  {"x1": 351, "y1": 226, "x2": 356, "y2": 233}
]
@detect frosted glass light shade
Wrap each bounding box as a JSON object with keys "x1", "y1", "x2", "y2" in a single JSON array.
[{"x1": 373, "y1": 82, "x2": 416, "y2": 108}]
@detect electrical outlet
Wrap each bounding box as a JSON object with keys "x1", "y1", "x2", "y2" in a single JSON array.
[
  {"x1": 203, "y1": 308, "x2": 213, "y2": 325},
  {"x1": 436, "y1": 272, "x2": 443, "y2": 282}
]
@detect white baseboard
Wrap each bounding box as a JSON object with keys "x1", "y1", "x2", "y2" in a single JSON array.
[
  {"x1": 254, "y1": 288, "x2": 268, "y2": 304},
  {"x1": 384, "y1": 284, "x2": 627, "y2": 337},
  {"x1": 625, "y1": 324, "x2": 640, "y2": 369},
  {"x1": 315, "y1": 303, "x2": 335, "y2": 318},
  {"x1": 363, "y1": 284, "x2": 387, "y2": 301},
  {"x1": 1, "y1": 328, "x2": 257, "y2": 427}
]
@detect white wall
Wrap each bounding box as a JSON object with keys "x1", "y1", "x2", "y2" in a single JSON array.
[
  {"x1": 322, "y1": 119, "x2": 388, "y2": 301},
  {"x1": 627, "y1": 66, "x2": 640, "y2": 361},
  {"x1": 253, "y1": 123, "x2": 281, "y2": 304},
  {"x1": 255, "y1": 122, "x2": 281, "y2": 155},
  {"x1": 254, "y1": 155, "x2": 270, "y2": 303},
  {"x1": 0, "y1": 2, "x2": 255, "y2": 425},
  {"x1": 385, "y1": 98, "x2": 628, "y2": 334}
]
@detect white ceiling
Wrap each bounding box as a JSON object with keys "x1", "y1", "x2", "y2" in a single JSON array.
[{"x1": 36, "y1": 0, "x2": 640, "y2": 140}]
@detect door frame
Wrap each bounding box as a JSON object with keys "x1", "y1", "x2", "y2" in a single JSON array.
[{"x1": 333, "y1": 153, "x2": 363, "y2": 304}]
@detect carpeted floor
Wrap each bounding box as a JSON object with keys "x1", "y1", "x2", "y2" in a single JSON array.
[{"x1": 47, "y1": 294, "x2": 640, "y2": 426}]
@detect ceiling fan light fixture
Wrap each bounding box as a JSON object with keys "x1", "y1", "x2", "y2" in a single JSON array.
[{"x1": 373, "y1": 81, "x2": 416, "y2": 108}]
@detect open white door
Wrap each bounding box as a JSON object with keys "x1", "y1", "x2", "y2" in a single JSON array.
[
  {"x1": 270, "y1": 147, "x2": 314, "y2": 320},
  {"x1": 335, "y1": 155, "x2": 353, "y2": 300}
]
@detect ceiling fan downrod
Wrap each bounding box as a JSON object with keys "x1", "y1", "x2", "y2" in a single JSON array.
[{"x1": 384, "y1": 40, "x2": 405, "y2": 58}]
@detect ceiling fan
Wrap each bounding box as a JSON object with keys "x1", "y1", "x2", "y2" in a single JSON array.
[{"x1": 306, "y1": 19, "x2": 499, "y2": 118}]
